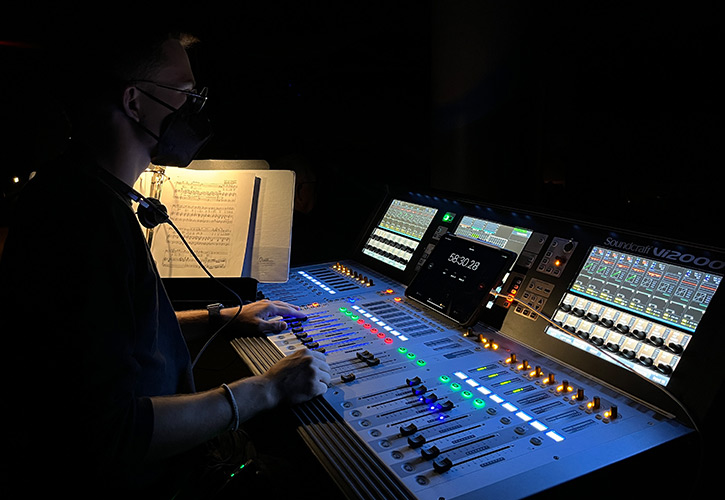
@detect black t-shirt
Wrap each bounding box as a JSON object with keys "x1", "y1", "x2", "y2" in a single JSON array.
[{"x1": 0, "y1": 155, "x2": 195, "y2": 495}]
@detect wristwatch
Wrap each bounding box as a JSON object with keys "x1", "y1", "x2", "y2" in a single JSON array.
[{"x1": 206, "y1": 303, "x2": 225, "y2": 324}]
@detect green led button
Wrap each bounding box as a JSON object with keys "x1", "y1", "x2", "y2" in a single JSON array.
[
  {"x1": 339, "y1": 307, "x2": 347, "y2": 313},
  {"x1": 398, "y1": 347, "x2": 408, "y2": 354},
  {"x1": 439, "y1": 375, "x2": 450, "y2": 383},
  {"x1": 450, "y1": 382, "x2": 461, "y2": 391},
  {"x1": 406, "y1": 352, "x2": 416, "y2": 359},
  {"x1": 350, "y1": 314, "x2": 359, "y2": 320},
  {"x1": 416, "y1": 359, "x2": 426, "y2": 367},
  {"x1": 462, "y1": 390, "x2": 473, "y2": 398},
  {"x1": 473, "y1": 398, "x2": 486, "y2": 408}
]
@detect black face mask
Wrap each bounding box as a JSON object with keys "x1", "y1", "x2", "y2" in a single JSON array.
[{"x1": 133, "y1": 89, "x2": 214, "y2": 167}]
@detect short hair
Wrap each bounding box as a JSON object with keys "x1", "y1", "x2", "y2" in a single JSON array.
[{"x1": 45, "y1": 25, "x2": 199, "y2": 132}]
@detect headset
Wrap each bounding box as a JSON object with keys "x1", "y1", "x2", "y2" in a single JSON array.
[{"x1": 95, "y1": 166, "x2": 243, "y2": 368}]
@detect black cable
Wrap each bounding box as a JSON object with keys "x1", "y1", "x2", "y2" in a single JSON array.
[{"x1": 164, "y1": 219, "x2": 243, "y2": 369}]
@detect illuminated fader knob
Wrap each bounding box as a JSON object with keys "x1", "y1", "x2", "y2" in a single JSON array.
[
  {"x1": 518, "y1": 360, "x2": 530, "y2": 371},
  {"x1": 574, "y1": 388, "x2": 586, "y2": 401},
  {"x1": 587, "y1": 396, "x2": 601, "y2": 411},
  {"x1": 530, "y1": 366, "x2": 544, "y2": 378},
  {"x1": 544, "y1": 373, "x2": 556, "y2": 385},
  {"x1": 604, "y1": 406, "x2": 618, "y2": 420},
  {"x1": 505, "y1": 353, "x2": 517, "y2": 365}
]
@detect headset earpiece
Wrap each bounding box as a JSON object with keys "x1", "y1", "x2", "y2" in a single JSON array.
[{"x1": 136, "y1": 197, "x2": 169, "y2": 229}]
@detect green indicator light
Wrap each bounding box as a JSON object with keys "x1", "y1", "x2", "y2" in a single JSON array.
[
  {"x1": 462, "y1": 390, "x2": 473, "y2": 398},
  {"x1": 345, "y1": 310, "x2": 353, "y2": 316},
  {"x1": 416, "y1": 359, "x2": 427, "y2": 367},
  {"x1": 487, "y1": 373, "x2": 499, "y2": 378},
  {"x1": 398, "y1": 347, "x2": 408, "y2": 353},
  {"x1": 500, "y1": 380, "x2": 512, "y2": 385},
  {"x1": 406, "y1": 352, "x2": 416, "y2": 359},
  {"x1": 475, "y1": 366, "x2": 489, "y2": 371},
  {"x1": 473, "y1": 398, "x2": 486, "y2": 408},
  {"x1": 351, "y1": 314, "x2": 359, "y2": 320},
  {"x1": 450, "y1": 382, "x2": 461, "y2": 391},
  {"x1": 439, "y1": 375, "x2": 450, "y2": 383},
  {"x1": 339, "y1": 307, "x2": 347, "y2": 313},
  {"x1": 513, "y1": 387, "x2": 524, "y2": 393},
  {"x1": 442, "y1": 212, "x2": 455, "y2": 222}
]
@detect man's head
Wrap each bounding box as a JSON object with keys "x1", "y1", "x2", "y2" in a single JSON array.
[{"x1": 50, "y1": 28, "x2": 211, "y2": 174}]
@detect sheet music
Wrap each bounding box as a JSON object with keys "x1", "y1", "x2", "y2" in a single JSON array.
[{"x1": 135, "y1": 167, "x2": 257, "y2": 278}]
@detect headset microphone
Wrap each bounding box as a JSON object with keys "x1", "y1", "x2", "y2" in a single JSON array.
[
  {"x1": 95, "y1": 166, "x2": 243, "y2": 367},
  {"x1": 127, "y1": 190, "x2": 170, "y2": 228}
]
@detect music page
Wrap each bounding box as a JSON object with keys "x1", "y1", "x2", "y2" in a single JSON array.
[{"x1": 135, "y1": 167, "x2": 257, "y2": 278}]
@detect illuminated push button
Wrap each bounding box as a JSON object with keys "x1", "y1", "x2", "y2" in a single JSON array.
[
  {"x1": 450, "y1": 382, "x2": 462, "y2": 391},
  {"x1": 473, "y1": 398, "x2": 486, "y2": 408},
  {"x1": 439, "y1": 375, "x2": 451, "y2": 383}
]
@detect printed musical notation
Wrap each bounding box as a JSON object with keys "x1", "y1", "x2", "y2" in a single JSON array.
[{"x1": 135, "y1": 167, "x2": 258, "y2": 278}]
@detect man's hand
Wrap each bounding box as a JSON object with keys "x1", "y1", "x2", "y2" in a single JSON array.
[
  {"x1": 225, "y1": 299, "x2": 307, "y2": 335},
  {"x1": 263, "y1": 349, "x2": 332, "y2": 405}
]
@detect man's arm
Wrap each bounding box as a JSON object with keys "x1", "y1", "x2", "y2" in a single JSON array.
[
  {"x1": 146, "y1": 348, "x2": 330, "y2": 462},
  {"x1": 176, "y1": 299, "x2": 308, "y2": 341}
]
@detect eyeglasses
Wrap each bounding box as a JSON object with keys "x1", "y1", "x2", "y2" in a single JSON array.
[{"x1": 132, "y1": 80, "x2": 208, "y2": 113}]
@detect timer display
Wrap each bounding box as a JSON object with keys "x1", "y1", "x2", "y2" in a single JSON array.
[{"x1": 406, "y1": 233, "x2": 516, "y2": 326}]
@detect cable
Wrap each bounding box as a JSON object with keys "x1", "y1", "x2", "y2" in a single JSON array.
[
  {"x1": 489, "y1": 290, "x2": 701, "y2": 434},
  {"x1": 164, "y1": 219, "x2": 243, "y2": 369}
]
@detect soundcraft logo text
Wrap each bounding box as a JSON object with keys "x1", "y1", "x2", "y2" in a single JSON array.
[{"x1": 603, "y1": 236, "x2": 724, "y2": 271}]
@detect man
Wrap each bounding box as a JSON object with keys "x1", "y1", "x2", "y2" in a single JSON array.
[{"x1": 0, "y1": 28, "x2": 331, "y2": 497}]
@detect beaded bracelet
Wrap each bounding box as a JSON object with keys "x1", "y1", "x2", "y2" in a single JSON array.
[{"x1": 221, "y1": 383, "x2": 240, "y2": 432}]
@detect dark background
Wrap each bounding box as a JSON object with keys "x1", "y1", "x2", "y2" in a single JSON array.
[
  {"x1": 1, "y1": 2, "x2": 724, "y2": 497},
  {"x1": 2, "y1": 1, "x2": 723, "y2": 261}
]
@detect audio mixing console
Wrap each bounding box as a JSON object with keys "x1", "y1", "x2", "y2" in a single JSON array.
[{"x1": 231, "y1": 190, "x2": 724, "y2": 499}]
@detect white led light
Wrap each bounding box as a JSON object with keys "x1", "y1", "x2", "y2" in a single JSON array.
[
  {"x1": 546, "y1": 431, "x2": 564, "y2": 442},
  {"x1": 465, "y1": 379, "x2": 479, "y2": 387},
  {"x1": 502, "y1": 402, "x2": 518, "y2": 412},
  {"x1": 454, "y1": 372, "x2": 467, "y2": 380},
  {"x1": 490, "y1": 394, "x2": 504, "y2": 403},
  {"x1": 530, "y1": 421, "x2": 548, "y2": 432},
  {"x1": 516, "y1": 411, "x2": 532, "y2": 422}
]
